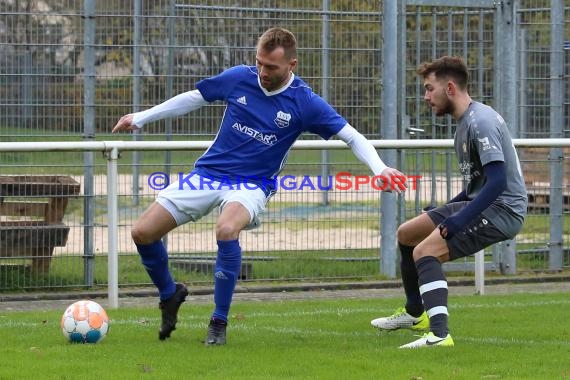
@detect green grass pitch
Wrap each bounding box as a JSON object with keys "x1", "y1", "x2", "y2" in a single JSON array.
[{"x1": 1, "y1": 291, "x2": 569, "y2": 379}]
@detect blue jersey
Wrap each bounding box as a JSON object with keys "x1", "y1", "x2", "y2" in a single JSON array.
[{"x1": 193, "y1": 65, "x2": 347, "y2": 194}]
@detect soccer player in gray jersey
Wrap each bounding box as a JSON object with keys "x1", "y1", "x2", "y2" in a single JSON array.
[{"x1": 370, "y1": 56, "x2": 528, "y2": 348}]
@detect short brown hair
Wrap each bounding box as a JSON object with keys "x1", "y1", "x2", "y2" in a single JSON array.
[
  {"x1": 257, "y1": 27, "x2": 297, "y2": 60},
  {"x1": 416, "y1": 56, "x2": 469, "y2": 90}
]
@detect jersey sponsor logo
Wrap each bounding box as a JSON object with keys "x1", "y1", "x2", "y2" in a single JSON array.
[
  {"x1": 477, "y1": 136, "x2": 497, "y2": 151},
  {"x1": 458, "y1": 161, "x2": 473, "y2": 172},
  {"x1": 232, "y1": 122, "x2": 277, "y2": 145},
  {"x1": 458, "y1": 161, "x2": 480, "y2": 181},
  {"x1": 237, "y1": 96, "x2": 247, "y2": 105},
  {"x1": 274, "y1": 110, "x2": 291, "y2": 128},
  {"x1": 462, "y1": 172, "x2": 480, "y2": 181}
]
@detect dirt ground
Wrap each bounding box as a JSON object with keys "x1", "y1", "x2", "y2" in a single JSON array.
[{"x1": 56, "y1": 173, "x2": 461, "y2": 256}]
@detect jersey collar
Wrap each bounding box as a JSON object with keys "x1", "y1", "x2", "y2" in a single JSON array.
[
  {"x1": 457, "y1": 101, "x2": 476, "y2": 123},
  {"x1": 258, "y1": 73, "x2": 295, "y2": 96}
]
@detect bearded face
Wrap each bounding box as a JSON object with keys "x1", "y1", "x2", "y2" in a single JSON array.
[{"x1": 423, "y1": 73, "x2": 455, "y2": 116}]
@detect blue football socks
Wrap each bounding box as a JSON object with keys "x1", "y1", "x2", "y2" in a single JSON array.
[
  {"x1": 136, "y1": 240, "x2": 176, "y2": 301},
  {"x1": 212, "y1": 239, "x2": 242, "y2": 322}
]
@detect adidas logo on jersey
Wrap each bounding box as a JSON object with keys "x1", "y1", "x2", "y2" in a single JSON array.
[{"x1": 237, "y1": 96, "x2": 247, "y2": 105}]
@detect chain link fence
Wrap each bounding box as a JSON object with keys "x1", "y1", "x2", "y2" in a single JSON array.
[{"x1": 0, "y1": 0, "x2": 568, "y2": 291}]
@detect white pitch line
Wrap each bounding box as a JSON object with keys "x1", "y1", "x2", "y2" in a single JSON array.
[{"x1": 2, "y1": 298, "x2": 569, "y2": 329}]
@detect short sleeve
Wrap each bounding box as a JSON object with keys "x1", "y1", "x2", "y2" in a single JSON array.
[
  {"x1": 473, "y1": 115, "x2": 506, "y2": 166},
  {"x1": 303, "y1": 94, "x2": 347, "y2": 140},
  {"x1": 195, "y1": 65, "x2": 246, "y2": 102}
]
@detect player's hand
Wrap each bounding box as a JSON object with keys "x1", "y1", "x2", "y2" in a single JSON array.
[
  {"x1": 112, "y1": 114, "x2": 139, "y2": 133},
  {"x1": 377, "y1": 167, "x2": 408, "y2": 194},
  {"x1": 438, "y1": 223, "x2": 448, "y2": 239},
  {"x1": 439, "y1": 215, "x2": 461, "y2": 240}
]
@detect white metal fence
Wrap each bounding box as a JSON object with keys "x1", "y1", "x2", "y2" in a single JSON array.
[
  {"x1": 1, "y1": 138, "x2": 568, "y2": 307},
  {"x1": 1, "y1": 2, "x2": 568, "y2": 299}
]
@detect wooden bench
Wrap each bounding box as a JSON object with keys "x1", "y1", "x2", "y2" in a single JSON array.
[{"x1": 0, "y1": 175, "x2": 80, "y2": 274}]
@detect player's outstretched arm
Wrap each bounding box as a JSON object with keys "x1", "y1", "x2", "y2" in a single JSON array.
[
  {"x1": 377, "y1": 167, "x2": 408, "y2": 193},
  {"x1": 112, "y1": 89, "x2": 209, "y2": 134},
  {"x1": 335, "y1": 124, "x2": 407, "y2": 193},
  {"x1": 112, "y1": 114, "x2": 138, "y2": 133}
]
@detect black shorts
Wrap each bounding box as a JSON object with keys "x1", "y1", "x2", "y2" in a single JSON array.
[{"x1": 427, "y1": 202, "x2": 510, "y2": 260}]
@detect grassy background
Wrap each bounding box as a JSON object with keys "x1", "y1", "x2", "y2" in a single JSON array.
[
  {"x1": 3, "y1": 240, "x2": 564, "y2": 291},
  {"x1": 0, "y1": 291, "x2": 569, "y2": 379}
]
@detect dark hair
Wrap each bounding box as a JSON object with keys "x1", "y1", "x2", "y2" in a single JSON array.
[
  {"x1": 416, "y1": 56, "x2": 468, "y2": 90},
  {"x1": 257, "y1": 27, "x2": 297, "y2": 60}
]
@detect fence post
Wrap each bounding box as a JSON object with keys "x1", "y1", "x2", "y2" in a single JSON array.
[
  {"x1": 106, "y1": 146, "x2": 120, "y2": 309},
  {"x1": 474, "y1": 250, "x2": 485, "y2": 295},
  {"x1": 380, "y1": 0, "x2": 398, "y2": 278},
  {"x1": 320, "y1": 0, "x2": 331, "y2": 207},
  {"x1": 495, "y1": 0, "x2": 518, "y2": 274},
  {"x1": 131, "y1": 0, "x2": 142, "y2": 207},
  {"x1": 548, "y1": 0, "x2": 564, "y2": 271},
  {"x1": 82, "y1": 0, "x2": 96, "y2": 286}
]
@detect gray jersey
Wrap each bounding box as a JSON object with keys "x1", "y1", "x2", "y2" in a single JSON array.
[{"x1": 454, "y1": 102, "x2": 528, "y2": 237}]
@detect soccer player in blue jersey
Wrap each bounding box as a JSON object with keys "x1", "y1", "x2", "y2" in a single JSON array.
[
  {"x1": 370, "y1": 56, "x2": 527, "y2": 348},
  {"x1": 113, "y1": 27, "x2": 407, "y2": 345}
]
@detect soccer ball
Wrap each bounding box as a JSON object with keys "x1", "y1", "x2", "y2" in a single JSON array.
[{"x1": 61, "y1": 300, "x2": 109, "y2": 343}]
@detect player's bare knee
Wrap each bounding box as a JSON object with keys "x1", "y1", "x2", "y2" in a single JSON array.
[
  {"x1": 397, "y1": 223, "x2": 414, "y2": 246},
  {"x1": 412, "y1": 247, "x2": 423, "y2": 262},
  {"x1": 131, "y1": 225, "x2": 154, "y2": 245},
  {"x1": 215, "y1": 222, "x2": 240, "y2": 241},
  {"x1": 412, "y1": 247, "x2": 443, "y2": 263},
  {"x1": 413, "y1": 246, "x2": 435, "y2": 262}
]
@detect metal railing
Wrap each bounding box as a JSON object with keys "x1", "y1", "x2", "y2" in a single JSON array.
[{"x1": 1, "y1": 138, "x2": 569, "y2": 307}]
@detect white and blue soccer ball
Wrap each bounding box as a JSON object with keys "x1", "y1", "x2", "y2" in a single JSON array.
[{"x1": 61, "y1": 300, "x2": 109, "y2": 343}]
